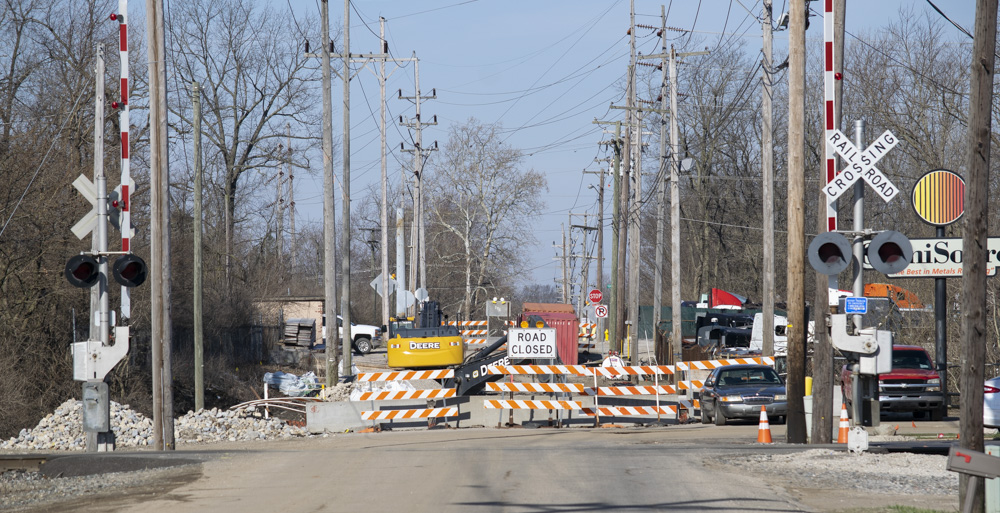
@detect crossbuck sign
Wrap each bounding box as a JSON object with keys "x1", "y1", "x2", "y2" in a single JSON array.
[{"x1": 823, "y1": 129, "x2": 899, "y2": 202}]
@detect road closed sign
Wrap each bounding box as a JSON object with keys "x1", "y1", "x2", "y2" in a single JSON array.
[{"x1": 508, "y1": 327, "x2": 557, "y2": 359}]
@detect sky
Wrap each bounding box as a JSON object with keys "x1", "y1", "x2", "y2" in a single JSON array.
[{"x1": 280, "y1": 0, "x2": 976, "y2": 292}]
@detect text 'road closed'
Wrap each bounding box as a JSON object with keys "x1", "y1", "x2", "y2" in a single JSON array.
[{"x1": 508, "y1": 328, "x2": 558, "y2": 359}]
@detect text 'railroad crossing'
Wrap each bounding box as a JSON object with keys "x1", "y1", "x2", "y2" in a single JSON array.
[{"x1": 823, "y1": 129, "x2": 899, "y2": 202}]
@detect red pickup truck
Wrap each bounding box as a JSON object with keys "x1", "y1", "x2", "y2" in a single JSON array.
[{"x1": 840, "y1": 344, "x2": 945, "y2": 421}]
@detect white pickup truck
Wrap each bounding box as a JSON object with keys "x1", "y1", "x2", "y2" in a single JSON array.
[{"x1": 322, "y1": 315, "x2": 381, "y2": 355}]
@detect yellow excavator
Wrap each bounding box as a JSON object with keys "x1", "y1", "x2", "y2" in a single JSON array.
[{"x1": 386, "y1": 301, "x2": 465, "y2": 368}]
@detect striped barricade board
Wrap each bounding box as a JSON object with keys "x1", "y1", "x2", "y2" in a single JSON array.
[
  {"x1": 678, "y1": 380, "x2": 705, "y2": 390},
  {"x1": 353, "y1": 389, "x2": 456, "y2": 401},
  {"x1": 581, "y1": 406, "x2": 674, "y2": 417},
  {"x1": 356, "y1": 369, "x2": 454, "y2": 382},
  {"x1": 486, "y1": 382, "x2": 586, "y2": 394},
  {"x1": 484, "y1": 400, "x2": 582, "y2": 410},
  {"x1": 361, "y1": 407, "x2": 458, "y2": 421},
  {"x1": 594, "y1": 385, "x2": 675, "y2": 396},
  {"x1": 446, "y1": 320, "x2": 487, "y2": 327},
  {"x1": 675, "y1": 357, "x2": 775, "y2": 371},
  {"x1": 487, "y1": 365, "x2": 590, "y2": 376},
  {"x1": 588, "y1": 365, "x2": 676, "y2": 377},
  {"x1": 460, "y1": 329, "x2": 488, "y2": 336}
]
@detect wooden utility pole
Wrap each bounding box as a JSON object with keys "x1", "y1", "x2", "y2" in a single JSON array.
[
  {"x1": 562, "y1": 224, "x2": 569, "y2": 303},
  {"x1": 400, "y1": 56, "x2": 436, "y2": 315},
  {"x1": 653, "y1": 6, "x2": 667, "y2": 359},
  {"x1": 811, "y1": 0, "x2": 845, "y2": 445},
  {"x1": 320, "y1": 0, "x2": 339, "y2": 387},
  {"x1": 192, "y1": 80, "x2": 204, "y2": 413},
  {"x1": 615, "y1": 0, "x2": 635, "y2": 352},
  {"x1": 785, "y1": 0, "x2": 807, "y2": 444},
  {"x1": 960, "y1": 0, "x2": 997, "y2": 510},
  {"x1": 339, "y1": 0, "x2": 352, "y2": 375},
  {"x1": 761, "y1": 0, "x2": 775, "y2": 359},
  {"x1": 145, "y1": 0, "x2": 173, "y2": 450},
  {"x1": 378, "y1": 17, "x2": 390, "y2": 334}
]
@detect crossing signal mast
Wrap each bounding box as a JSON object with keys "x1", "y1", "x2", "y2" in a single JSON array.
[{"x1": 63, "y1": 11, "x2": 147, "y2": 451}]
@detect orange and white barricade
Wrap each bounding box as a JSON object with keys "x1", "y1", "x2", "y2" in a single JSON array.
[{"x1": 355, "y1": 369, "x2": 457, "y2": 427}]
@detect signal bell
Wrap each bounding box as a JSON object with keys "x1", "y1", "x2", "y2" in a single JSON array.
[
  {"x1": 113, "y1": 254, "x2": 148, "y2": 287},
  {"x1": 65, "y1": 254, "x2": 100, "y2": 288},
  {"x1": 807, "y1": 232, "x2": 851, "y2": 275},
  {"x1": 867, "y1": 230, "x2": 912, "y2": 275}
]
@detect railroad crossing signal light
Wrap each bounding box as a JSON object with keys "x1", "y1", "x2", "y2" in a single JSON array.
[
  {"x1": 867, "y1": 230, "x2": 912, "y2": 275},
  {"x1": 112, "y1": 254, "x2": 147, "y2": 287},
  {"x1": 807, "y1": 232, "x2": 852, "y2": 275},
  {"x1": 65, "y1": 254, "x2": 100, "y2": 288},
  {"x1": 808, "y1": 230, "x2": 913, "y2": 276}
]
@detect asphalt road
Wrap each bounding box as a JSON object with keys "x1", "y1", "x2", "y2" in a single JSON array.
[
  {"x1": 17, "y1": 415, "x2": 966, "y2": 513},
  {"x1": 45, "y1": 428, "x2": 819, "y2": 513}
]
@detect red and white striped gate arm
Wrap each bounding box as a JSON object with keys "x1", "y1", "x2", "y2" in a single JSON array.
[
  {"x1": 361, "y1": 407, "x2": 457, "y2": 420},
  {"x1": 356, "y1": 369, "x2": 454, "y2": 381},
  {"x1": 113, "y1": 0, "x2": 132, "y2": 317},
  {"x1": 674, "y1": 356, "x2": 774, "y2": 371},
  {"x1": 824, "y1": 0, "x2": 838, "y2": 232}
]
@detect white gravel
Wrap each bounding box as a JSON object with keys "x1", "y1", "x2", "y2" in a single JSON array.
[{"x1": 717, "y1": 448, "x2": 958, "y2": 497}]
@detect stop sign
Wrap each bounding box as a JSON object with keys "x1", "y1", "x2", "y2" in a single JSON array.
[{"x1": 588, "y1": 289, "x2": 603, "y2": 304}]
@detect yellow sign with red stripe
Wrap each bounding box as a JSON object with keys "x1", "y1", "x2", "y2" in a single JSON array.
[{"x1": 912, "y1": 169, "x2": 964, "y2": 226}]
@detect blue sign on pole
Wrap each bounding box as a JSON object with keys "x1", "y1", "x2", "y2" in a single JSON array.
[{"x1": 845, "y1": 297, "x2": 868, "y2": 315}]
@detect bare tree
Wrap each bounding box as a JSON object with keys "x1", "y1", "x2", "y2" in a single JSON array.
[
  {"x1": 166, "y1": 0, "x2": 321, "y2": 288},
  {"x1": 427, "y1": 118, "x2": 546, "y2": 319}
]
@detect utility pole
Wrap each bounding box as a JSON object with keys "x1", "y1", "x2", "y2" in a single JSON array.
[
  {"x1": 960, "y1": 0, "x2": 997, "y2": 509},
  {"x1": 653, "y1": 6, "x2": 668, "y2": 362},
  {"x1": 592, "y1": 121, "x2": 623, "y2": 353},
  {"x1": 761, "y1": 0, "x2": 775, "y2": 359},
  {"x1": 400, "y1": 56, "x2": 437, "y2": 314},
  {"x1": 785, "y1": 0, "x2": 807, "y2": 444},
  {"x1": 287, "y1": 124, "x2": 296, "y2": 270},
  {"x1": 319, "y1": 0, "x2": 339, "y2": 387},
  {"x1": 812, "y1": 0, "x2": 845, "y2": 445},
  {"x1": 562, "y1": 224, "x2": 569, "y2": 303},
  {"x1": 585, "y1": 165, "x2": 607, "y2": 344},
  {"x1": 378, "y1": 17, "x2": 390, "y2": 333},
  {"x1": 192, "y1": 80, "x2": 204, "y2": 413},
  {"x1": 614, "y1": 0, "x2": 635, "y2": 354},
  {"x1": 663, "y1": 46, "x2": 707, "y2": 365},
  {"x1": 570, "y1": 213, "x2": 597, "y2": 314},
  {"x1": 627, "y1": 106, "x2": 642, "y2": 360},
  {"x1": 339, "y1": 0, "x2": 352, "y2": 376},
  {"x1": 145, "y1": 0, "x2": 173, "y2": 450}
]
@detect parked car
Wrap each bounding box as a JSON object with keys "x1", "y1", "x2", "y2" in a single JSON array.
[
  {"x1": 840, "y1": 344, "x2": 944, "y2": 421},
  {"x1": 700, "y1": 364, "x2": 787, "y2": 426},
  {"x1": 985, "y1": 377, "x2": 1000, "y2": 428}
]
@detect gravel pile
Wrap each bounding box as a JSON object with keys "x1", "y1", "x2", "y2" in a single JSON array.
[
  {"x1": 0, "y1": 399, "x2": 313, "y2": 451},
  {"x1": 717, "y1": 448, "x2": 958, "y2": 497}
]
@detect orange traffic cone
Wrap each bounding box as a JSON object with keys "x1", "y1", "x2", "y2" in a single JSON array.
[
  {"x1": 837, "y1": 403, "x2": 850, "y2": 443},
  {"x1": 757, "y1": 406, "x2": 773, "y2": 443}
]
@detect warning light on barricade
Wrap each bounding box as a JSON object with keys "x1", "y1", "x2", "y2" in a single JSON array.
[
  {"x1": 867, "y1": 231, "x2": 912, "y2": 275},
  {"x1": 65, "y1": 254, "x2": 100, "y2": 288},
  {"x1": 112, "y1": 254, "x2": 147, "y2": 287},
  {"x1": 807, "y1": 232, "x2": 851, "y2": 275}
]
